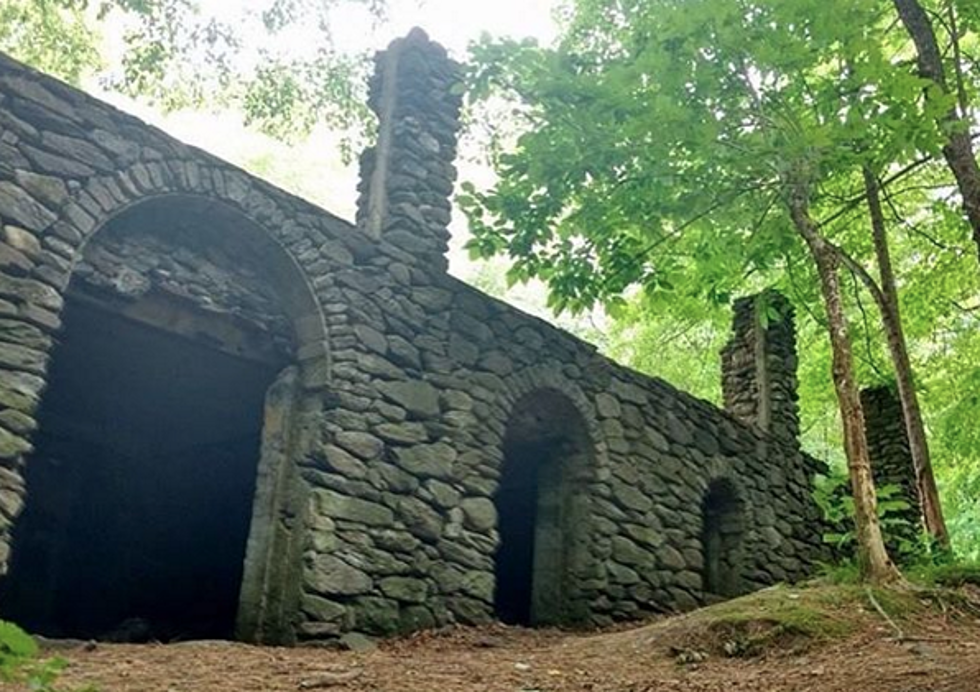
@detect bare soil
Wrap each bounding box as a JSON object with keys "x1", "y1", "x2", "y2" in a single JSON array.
[{"x1": 12, "y1": 585, "x2": 980, "y2": 692}]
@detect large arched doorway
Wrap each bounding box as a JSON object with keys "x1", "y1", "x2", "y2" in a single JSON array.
[
  {"x1": 493, "y1": 389, "x2": 594, "y2": 626},
  {"x1": 1, "y1": 197, "x2": 321, "y2": 641},
  {"x1": 701, "y1": 478, "x2": 746, "y2": 599}
]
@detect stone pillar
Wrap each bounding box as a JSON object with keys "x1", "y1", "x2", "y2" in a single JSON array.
[
  {"x1": 237, "y1": 366, "x2": 302, "y2": 644},
  {"x1": 860, "y1": 385, "x2": 922, "y2": 547},
  {"x1": 720, "y1": 290, "x2": 800, "y2": 448},
  {"x1": 355, "y1": 28, "x2": 462, "y2": 273}
]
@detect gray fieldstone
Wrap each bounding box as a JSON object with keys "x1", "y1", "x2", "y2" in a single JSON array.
[
  {"x1": 306, "y1": 555, "x2": 372, "y2": 596},
  {"x1": 392, "y1": 442, "x2": 456, "y2": 479},
  {"x1": 335, "y1": 431, "x2": 384, "y2": 461},
  {"x1": 0, "y1": 181, "x2": 56, "y2": 231},
  {"x1": 460, "y1": 497, "x2": 497, "y2": 532},
  {"x1": 378, "y1": 379, "x2": 440, "y2": 417},
  {"x1": 318, "y1": 444, "x2": 369, "y2": 479},
  {"x1": 379, "y1": 576, "x2": 429, "y2": 603},
  {"x1": 312, "y1": 489, "x2": 394, "y2": 526}
]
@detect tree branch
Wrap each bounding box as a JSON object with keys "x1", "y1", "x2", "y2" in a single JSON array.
[{"x1": 816, "y1": 155, "x2": 934, "y2": 230}]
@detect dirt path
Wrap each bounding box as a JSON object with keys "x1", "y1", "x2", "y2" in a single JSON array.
[
  {"x1": 15, "y1": 614, "x2": 978, "y2": 692},
  {"x1": 9, "y1": 584, "x2": 980, "y2": 692}
]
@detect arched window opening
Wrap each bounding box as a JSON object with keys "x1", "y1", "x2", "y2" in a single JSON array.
[
  {"x1": 701, "y1": 479, "x2": 745, "y2": 600},
  {"x1": 493, "y1": 389, "x2": 593, "y2": 627}
]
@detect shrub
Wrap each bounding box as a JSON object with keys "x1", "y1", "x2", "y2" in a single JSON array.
[{"x1": 0, "y1": 620, "x2": 97, "y2": 692}]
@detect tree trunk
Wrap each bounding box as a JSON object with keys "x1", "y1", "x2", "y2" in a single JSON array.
[
  {"x1": 863, "y1": 167, "x2": 950, "y2": 549},
  {"x1": 892, "y1": 0, "x2": 980, "y2": 259},
  {"x1": 787, "y1": 185, "x2": 902, "y2": 583}
]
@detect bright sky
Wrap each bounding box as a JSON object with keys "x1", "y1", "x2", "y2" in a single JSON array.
[
  {"x1": 96, "y1": 0, "x2": 558, "y2": 265},
  {"x1": 89, "y1": 0, "x2": 600, "y2": 334},
  {"x1": 339, "y1": 0, "x2": 560, "y2": 56}
]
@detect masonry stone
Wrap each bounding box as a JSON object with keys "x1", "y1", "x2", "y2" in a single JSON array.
[
  {"x1": 459, "y1": 497, "x2": 497, "y2": 532},
  {"x1": 316, "y1": 445, "x2": 369, "y2": 479},
  {"x1": 335, "y1": 431, "x2": 384, "y2": 461},
  {"x1": 379, "y1": 576, "x2": 429, "y2": 604},
  {"x1": 301, "y1": 594, "x2": 348, "y2": 623},
  {"x1": 392, "y1": 442, "x2": 456, "y2": 479},
  {"x1": 313, "y1": 489, "x2": 394, "y2": 527},
  {"x1": 306, "y1": 555, "x2": 373, "y2": 596},
  {"x1": 377, "y1": 380, "x2": 440, "y2": 418},
  {"x1": 375, "y1": 421, "x2": 428, "y2": 444},
  {"x1": 398, "y1": 496, "x2": 444, "y2": 542}
]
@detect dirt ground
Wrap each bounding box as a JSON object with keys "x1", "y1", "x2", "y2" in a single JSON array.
[{"x1": 11, "y1": 586, "x2": 980, "y2": 692}]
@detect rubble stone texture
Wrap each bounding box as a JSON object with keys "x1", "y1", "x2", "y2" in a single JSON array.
[
  {"x1": 0, "y1": 29, "x2": 827, "y2": 645},
  {"x1": 720, "y1": 290, "x2": 801, "y2": 450},
  {"x1": 861, "y1": 385, "x2": 923, "y2": 551}
]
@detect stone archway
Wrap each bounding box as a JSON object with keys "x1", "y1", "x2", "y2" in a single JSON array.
[
  {"x1": 0, "y1": 194, "x2": 327, "y2": 643},
  {"x1": 701, "y1": 478, "x2": 746, "y2": 599},
  {"x1": 492, "y1": 389, "x2": 594, "y2": 626}
]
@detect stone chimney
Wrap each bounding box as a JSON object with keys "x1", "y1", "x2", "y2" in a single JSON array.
[
  {"x1": 355, "y1": 28, "x2": 463, "y2": 272},
  {"x1": 720, "y1": 290, "x2": 800, "y2": 448},
  {"x1": 860, "y1": 385, "x2": 923, "y2": 547}
]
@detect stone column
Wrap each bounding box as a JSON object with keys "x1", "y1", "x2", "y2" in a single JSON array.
[
  {"x1": 860, "y1": 385, "x2": 922, "y2": 548},
  {"x1": 355, "y1": 28, "x2": 462, "y2": 273},
  {"x1": 720, "y1": 290, "x2": 800, "y2": 448}
]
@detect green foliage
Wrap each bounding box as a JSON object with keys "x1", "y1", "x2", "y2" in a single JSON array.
[
  {"x1": 604, "y1": 291, "x2": 729, "y2": 405},
  {"x1": 0, "y1": 0, "x2": 101, "y2": 84},
  {"x1": 668, "y1": 582, "x2": 924, "y2": 657},
  {"x1": 814, "y1": 471, "x2": 927, "y2": 562},
  {"x1": 463, "y1": 0, "x2": 960, "y2": 311},
  {"x1": 463, "y1": 0, "x2": 980, "y2": 561},
  {"x1": 0, "y1": 620, "x2": 38, "y2": 663},
  {"x1": 700, "y1": 584, "x2": 861, "y2": 644},
  {"x1": 823, "y1": 556, "x2": 980, "y2": 595},
  {"x1": 0, "y1": 620, "x2": 97, "y2": 692},
  {"x1": 0, "y1": 0, "x2": 384, "y2": 145},
  {"x1": 819, "y1": 559, "x2": 863, "y2": 585}
]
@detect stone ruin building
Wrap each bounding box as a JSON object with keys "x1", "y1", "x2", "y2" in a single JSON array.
[{"x1": 0, "y1": 30, "x2": 827, "y2": 645}]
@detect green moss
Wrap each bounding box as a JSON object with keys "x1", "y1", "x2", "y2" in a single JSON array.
[
  {"x1": 907, "y1": 561, "x2": 980, "y2": 588},
  {"x1": 704, "y1": 585, "x2": 854, "y2": 641},
  {"x1": 661, "y1": 583, "x2": 930, "y2": 659}
]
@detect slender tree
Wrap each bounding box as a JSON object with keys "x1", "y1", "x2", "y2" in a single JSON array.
[
  {"x1": 861, "y1": 166, "x2": 950, "y2": 547},
  {"x1": 787, "y1": 178, "x2": 900, "y2": 581},
  {"x1": 891, "y1": 0, "x2": 980, "y2": 258}
]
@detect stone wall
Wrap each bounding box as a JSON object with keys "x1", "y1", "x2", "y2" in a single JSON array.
[
  {"x1": 73, "y1": 203, "x2": 295, "y2": 361},
  {"x1": 0, "y1": 30, "x2": 827, "y2": 646},
  {"x1": 0, "y1": 49, "x2": 343, "y2": 625},
  {"x1": 290, "y1": 273, "x2": 830, "y2": 638}
]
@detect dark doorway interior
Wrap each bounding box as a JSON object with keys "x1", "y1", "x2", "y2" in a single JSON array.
[
  {"x1": 493, "y1": 390, "x2": 592, "y2": 627},
  {"x1": 493, "y1": 439, "x2": 545, "y2": 625},
  {"x1": 701, "y1": 479, "x2": 745, "y2": 599},
  {"x1": 3, "y1": 300, "x2": 277, "y2": 640}
]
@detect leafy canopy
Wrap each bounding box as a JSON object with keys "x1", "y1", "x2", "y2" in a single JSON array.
[
  {"x1": 461, "y1": 0, "x2": 964, "y2": 314},
  {"x1": 0, "y1": 0, "x2": 388, "y2": 144}
]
